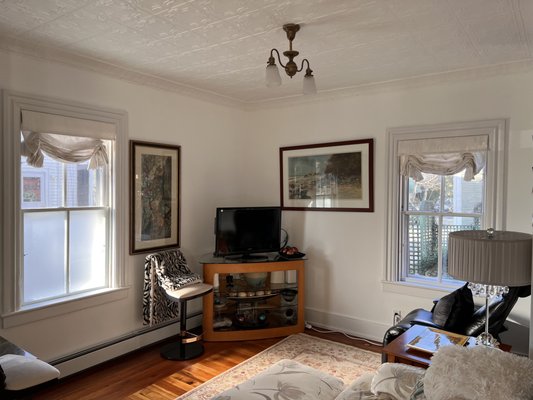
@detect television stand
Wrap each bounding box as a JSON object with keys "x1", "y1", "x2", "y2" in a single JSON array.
[{"x1": 200, "y1": 256, "x2": 305, "y2": 341}]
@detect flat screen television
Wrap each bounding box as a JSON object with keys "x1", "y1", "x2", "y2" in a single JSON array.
[{"x1": 214, "y1": 206, "x2": 281, "y2": 260}]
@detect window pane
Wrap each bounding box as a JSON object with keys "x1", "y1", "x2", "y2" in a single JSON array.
[
  {"x1": 23, "y1": 211, "x2": 66, "y2": 303},
  {"x1": 21, "y1": 155, "x2": 64, "y2": 209},
  {"x1": 443, "y1": 170, "x2": 484, "y2": 213},
  {"x1": 441, "y1": 216, "x2": 481, "y2": 279},
  {"x1": 65, "y1": 161, "x2": 105, "y2": 207},
  {"x1": 407, "y1": 215, "x2": 438, "y2": 278},
  {"x1": 70, "y1": 210, "x2": 108, "y2": 292},
  {"x1": 407, "y1": 174, "x2": 442, "y2": 212}
]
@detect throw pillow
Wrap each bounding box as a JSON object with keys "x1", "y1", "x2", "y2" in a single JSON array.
[
  {"x1": 371, "y1": 363, "x2": 425, "y2": 400},
  {"x1": 337, "y1": 373, "x2": 395, "y2": 400},
  {"x1": 432, "y1": 283, "x2": 473, "y2": 332},
  {"x1": 409, "y1": 378, "x2": 426, "y2": 400},
  {"x1": 0, "y1": 354, "x2": 60, "y2": 390},
  {"x1": 211, "y1": 359, "x2": 344, "y2": 400},
  {"x1": 423, "y1": 344, "x2": 533, "y2": 400},
  {"x1": 0, "y1": 364, "x2": 5, "y2": 389}
]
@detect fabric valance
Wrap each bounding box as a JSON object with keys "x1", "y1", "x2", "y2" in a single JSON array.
[
  {"x1": 21, "y1": 132, "x2": 109, "y2": 169},
  {"x1": 398, "y1": 135, "x2": 488, "y2": 182},
  {"x1": 20, "y1": 110, "x2": 114, "y2": 169}
]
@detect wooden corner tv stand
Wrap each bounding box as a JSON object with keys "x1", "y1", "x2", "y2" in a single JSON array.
[{"x1": 201, "y1": 256, "x2": 305, "y2": 341}]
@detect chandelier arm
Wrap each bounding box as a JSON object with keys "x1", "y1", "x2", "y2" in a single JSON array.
[
  {"x1": 269, "y1": 48, "x2": 287, "y2": 69},
  {"x1": 297, "y1": 58, "x2": 312, "y2": 73}
]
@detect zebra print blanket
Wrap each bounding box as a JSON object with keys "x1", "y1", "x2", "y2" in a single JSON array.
[{"x1": 142, "y1": 249, "x2": 202, "y2": 326}]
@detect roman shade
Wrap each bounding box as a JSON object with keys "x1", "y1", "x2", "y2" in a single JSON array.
[
  {"x1": 20, "y1": 110, "x2": 115, "y2": 169},
  {"x1": 398, "y1": 134, "x2": 488, "y2": 181}
]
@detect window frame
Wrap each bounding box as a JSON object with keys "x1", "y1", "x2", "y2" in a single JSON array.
[
  {"x1": 385, "y1": 119, "x2": 507, "y2": 291},
  {"x1": 1, "y1": 90, "x2": 129, "y2": 328}
]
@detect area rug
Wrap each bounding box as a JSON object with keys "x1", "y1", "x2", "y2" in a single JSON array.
[{"x1": 176, "y1": 333, "x2": 381, "y2": 400}]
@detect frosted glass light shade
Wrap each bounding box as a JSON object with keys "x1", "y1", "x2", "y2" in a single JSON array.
[
  {"x1": 302, "y1": 74, "x2": 317, "y2": 95},
  {"x1": 265, "y1": 64, "x2": 281, "y2": 87},
  {"x1": 448, "y1": 230, "x2": 532, "y2": 286}
]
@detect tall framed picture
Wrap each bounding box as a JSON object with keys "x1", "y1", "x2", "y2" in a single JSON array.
[
  {"x1": 130, "y1": 140, "x2": 180, "y2": 254},
  {"x1": 280, "y1": 139, "x2": 374, "y2": 212}
]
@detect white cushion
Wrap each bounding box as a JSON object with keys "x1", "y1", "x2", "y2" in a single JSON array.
[
  {"x1": 0, "y1": 354, "x2": 60, "y2": 390},
  {"x1": 337, "y1": 373, "x2": 396, "y2": 400},
  {"x1": 211, "y1": 359, "x2": 344, "y2": 400},
  {"x1": 165, "y1": 282, "x2": 212, "y2": 301},
  {"x1": 423, "y1": 345, "x2": 533, "y2": 400},
  {"x1": 371, "y1": 363, "x2": 425, "y2": 400}
]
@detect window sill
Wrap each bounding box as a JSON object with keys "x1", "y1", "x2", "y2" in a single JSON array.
[
  {"x1": 1, "y1": 287, "x2": 130, "y2": 329},
  {"x1": 381, "y1": 280, "x2": 459, "y2": 299}
]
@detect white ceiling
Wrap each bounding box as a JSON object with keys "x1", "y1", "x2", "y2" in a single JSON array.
[{"x1": 1, "y1": 0, "x2": 533, "y2": 107}]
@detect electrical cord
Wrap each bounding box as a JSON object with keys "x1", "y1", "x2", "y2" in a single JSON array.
[
  {"x1": 305, "y1": 323, "x2": 383, "y2": 347},
  {"x1": 280, "y1": 228, "x2": 289, "y2": 249}
]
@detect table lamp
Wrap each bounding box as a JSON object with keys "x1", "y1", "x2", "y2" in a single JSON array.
[{"x1": 448, "y1": 228, "x2": 532, "y2": 347}]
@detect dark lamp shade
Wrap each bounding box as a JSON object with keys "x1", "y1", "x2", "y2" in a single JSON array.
[{"x1": 448, "y1": 230, "x2": 532, "y2": 286}]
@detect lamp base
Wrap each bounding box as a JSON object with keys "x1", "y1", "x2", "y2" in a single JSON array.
[
  {"x1": 475, "y1": 332, "x2": 500, "y2": 348},
  {"x1": 468, "y1": 282, "x2": 507, "y2": 348}
]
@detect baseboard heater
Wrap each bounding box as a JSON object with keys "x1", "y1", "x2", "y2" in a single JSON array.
[{"x1": 50, "y1": 311, "x2": 202, "y2": 377}]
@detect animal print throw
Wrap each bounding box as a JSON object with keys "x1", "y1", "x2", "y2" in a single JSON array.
[{"x1": 142, "y1": 249, "x2": 202, "y2": 326}]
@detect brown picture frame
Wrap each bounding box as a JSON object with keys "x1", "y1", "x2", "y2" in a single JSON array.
[
  {"x1": 130, "y1": 140, "x2": 181, "y2": 254},
  {"x1": 280, "y1": 139, "x2": 374, "y2": 212}
]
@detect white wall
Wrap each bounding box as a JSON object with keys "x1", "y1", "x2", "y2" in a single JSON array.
[
  {"x1": 1, "y1": 48, "x2": 532, "y2": 365},
  {"x1": 0, "y1": 50, "x2": 247, "y2": 364},
  {"x1": 244, "y1": 72, "x2": 533, "y2": 354}
]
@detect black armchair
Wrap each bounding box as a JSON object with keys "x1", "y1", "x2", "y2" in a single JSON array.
[{"x1": 382, "y1": 284, "x2": 531, "y2": 362}]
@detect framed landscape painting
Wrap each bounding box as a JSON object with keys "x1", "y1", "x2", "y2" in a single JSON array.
[
  {"x1": 130, "y1": 140, "x2": 180, "y2": 254},
  {"x1": 280, "y1": 139, "x2": 374, "y2": 212}
]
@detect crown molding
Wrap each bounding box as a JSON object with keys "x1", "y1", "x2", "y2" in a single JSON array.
[
  {"x1": 2, "y1": 37, "x2": 533, "y2": 112},
  {"x1": 0, "y1": 37, "x2": 246, "y2": 110},
  {"x1": 242, "y1": 59, "x2": 533, "y2": 110}
]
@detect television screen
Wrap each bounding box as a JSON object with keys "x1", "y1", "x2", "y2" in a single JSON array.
[{"x1": 214, "y1": 207, "x2": 281, "y2": 258}]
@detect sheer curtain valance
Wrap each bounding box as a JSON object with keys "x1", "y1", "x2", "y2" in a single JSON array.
[
  {"x1": 20, "y1": 110, "x2": 115, "y2": 169},
  {"x1": 398, "y1": 134, "x2": 488, "y2": 181}
]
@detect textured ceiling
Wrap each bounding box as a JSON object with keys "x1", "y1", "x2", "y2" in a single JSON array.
[{"x1": 1, "y1": 0, "x2": 533, "y2": 107}]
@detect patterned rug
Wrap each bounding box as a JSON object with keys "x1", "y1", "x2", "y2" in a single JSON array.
[{"x1": 176, "y1": 333, "x2": 381, "y2": 400}]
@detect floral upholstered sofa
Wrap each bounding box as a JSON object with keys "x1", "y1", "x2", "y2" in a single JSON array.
[{"x1": 212, "y1": 345, "x2": 533, "y2": 400}]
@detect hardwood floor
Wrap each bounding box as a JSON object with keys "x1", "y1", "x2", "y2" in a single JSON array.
[{"x1": 32, "y1": 329, "x2": 382, "y2": 400}]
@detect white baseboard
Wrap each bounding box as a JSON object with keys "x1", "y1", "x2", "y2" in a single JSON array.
[
  {"x1": 54, "y1": 313, "x2": 202, "y2": 377},
  {"x1": 305, "y1": 307, "x2": 388, "y2": 343}
]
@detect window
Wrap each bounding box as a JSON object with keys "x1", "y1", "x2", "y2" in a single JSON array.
[
  {"x1": 21, "y1": 146, "x2": 110, "y2": 305},
  {"x1": 1, "y1": 92, "x2": 128, "y2": 327},
  {"x1": 386, "y1": 120, "x2": 506, "y2": 290}
]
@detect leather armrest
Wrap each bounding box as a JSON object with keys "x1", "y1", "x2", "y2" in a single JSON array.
[
  {"x1": 382, "y1": 324, "x2": 410, "y2": 363},
  {"x1": 399, "y1": 308, "x2": 442, "y2": 328}
]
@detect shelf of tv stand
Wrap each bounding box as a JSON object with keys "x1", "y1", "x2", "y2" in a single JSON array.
[{"x1": 201, "y1": 256, "x2": 305, "y2": 341}]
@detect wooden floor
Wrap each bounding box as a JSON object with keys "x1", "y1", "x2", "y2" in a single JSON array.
[{"x1": 32, "y1": 329, "x2": 382, "y2": 400}]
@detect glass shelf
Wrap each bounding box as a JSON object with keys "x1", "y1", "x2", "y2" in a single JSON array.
[{"x1": 202, "y1": 258, "x2": 305, "y2": 341}]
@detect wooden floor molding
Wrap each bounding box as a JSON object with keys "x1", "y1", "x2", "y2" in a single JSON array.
[{"x1": 32, "y1": 329, "x2": 382, "y2": 399}]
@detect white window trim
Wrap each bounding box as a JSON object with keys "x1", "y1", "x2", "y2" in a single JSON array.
[
  {"x1": 384, "y1": 119, "x2": 507, "y2": 294},
  {"x1": 1, "y1": 90, "x2": 129, "y2": 327}
]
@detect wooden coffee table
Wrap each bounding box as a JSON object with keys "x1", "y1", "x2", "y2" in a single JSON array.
[{"x1": 381, "y1": 325, "x2": 511, "y2": 368}]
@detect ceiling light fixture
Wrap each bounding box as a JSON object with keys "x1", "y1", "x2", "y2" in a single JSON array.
[{"x1": 265, "y1": 23, "x2": 317, "y2": 95}]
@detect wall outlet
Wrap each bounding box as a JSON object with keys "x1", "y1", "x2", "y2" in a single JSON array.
[{"x1": 393, "y1": 310, "x2": 402, "y2": 325}]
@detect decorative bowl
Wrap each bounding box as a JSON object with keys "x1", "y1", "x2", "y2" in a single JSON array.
[{"x1": 244, "y1": 272, "x2": 268, "y2": 288}]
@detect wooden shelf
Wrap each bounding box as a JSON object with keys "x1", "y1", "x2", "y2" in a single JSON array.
[{"x1": 201, "y1": 259, "x2": 305, "y2": 341}]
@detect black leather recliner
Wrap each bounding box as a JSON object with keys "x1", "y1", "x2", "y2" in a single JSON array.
[{"x1": 381, "y1": 285, "x2": 531, "y2": 362}]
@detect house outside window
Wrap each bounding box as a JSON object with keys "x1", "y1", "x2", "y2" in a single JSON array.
[
  {"x1": 386, "y1": 120, "x2": 506, "y2": 290},
  {"x1": 1, "y1": 92, "x2": 128, "y2": 328}
]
